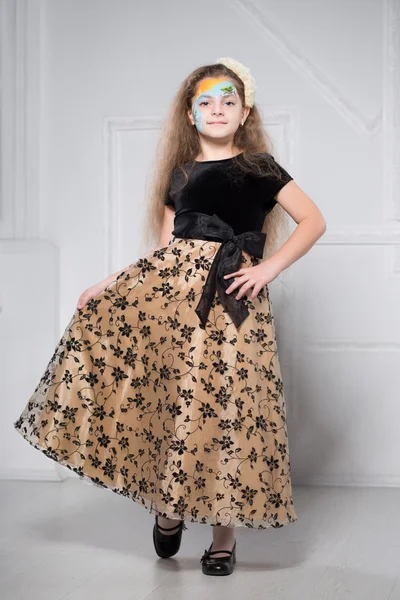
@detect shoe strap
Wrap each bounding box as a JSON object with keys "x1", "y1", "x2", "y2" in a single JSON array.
[
  {"x1": 201, "y1": 542, "x2": 235, "y2": 561},
  {"x1": 156, "y1": 518, "x2": 186, "y2": 532}
]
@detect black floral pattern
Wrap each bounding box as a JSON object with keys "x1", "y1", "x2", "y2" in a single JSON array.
[{"x1": 14, "y1": 236, "x2": 298, "y2": 529}]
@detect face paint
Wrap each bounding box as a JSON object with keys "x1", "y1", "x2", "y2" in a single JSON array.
[{"x1": 191, "y1": 77, "x2": 239, "y2": 133}]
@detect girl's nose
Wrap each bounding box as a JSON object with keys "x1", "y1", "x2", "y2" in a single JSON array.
[{"x1": 211, "y1": 98, "x2": 224, "y2": 114}]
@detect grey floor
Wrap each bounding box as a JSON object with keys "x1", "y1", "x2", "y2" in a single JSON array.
[{"x1": 1, "y1": 479, "x2": 400, "y2": 599}]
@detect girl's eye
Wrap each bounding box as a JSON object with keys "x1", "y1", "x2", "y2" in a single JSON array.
[{"x1": 199, "y1": 100, "x2": 235, "y2": 106}]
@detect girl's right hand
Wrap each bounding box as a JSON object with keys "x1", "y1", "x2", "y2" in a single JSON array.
[{"x1": 76, "y1": 278, "x2": 112, "y2": 310}]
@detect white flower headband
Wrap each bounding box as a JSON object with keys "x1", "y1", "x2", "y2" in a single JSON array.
[{"x1": 215, "y1": 57, "x2": 257, "y2": 108}]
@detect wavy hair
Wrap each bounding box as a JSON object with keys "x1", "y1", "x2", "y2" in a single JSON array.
[{"x1": 142, "y1": 62, "x2": 292, "y2": 259}]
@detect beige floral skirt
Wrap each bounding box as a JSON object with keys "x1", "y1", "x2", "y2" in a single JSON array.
[{"x1": 14, "y1": 237, "x2": 298, "y2": 530}]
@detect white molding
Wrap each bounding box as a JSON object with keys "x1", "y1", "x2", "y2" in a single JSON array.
[
  {"x1": 0, "y1": 0, "x2": 16, "y2": 237},
  {"x1": 386, "y1": 246, "x2": 400, "y2": 279},
  {"x1": 383, "y1": 0, "x2": 400, "y2": 222},
  {"x1": 263, "y1": 105, "x2": 298, "y2": 173},
  {"x1": 0, "y1": 237, "x2": 58, "y2": 252},
  {"x1": 317, "y1": 226, "x2": 400, "y2": 245},
  {"x1": 233, "y1": 0, "x2": 381, "y2": 138},
  {"x1": 104, "y1": 116, "x2": 162, "y2": 275},
  {"x1": 0, "y1": 0, "x2": 43, "y2": 240}
]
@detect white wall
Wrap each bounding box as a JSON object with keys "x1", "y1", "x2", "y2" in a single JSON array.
[{"x1": 1, "y1": 0, "x2": 400, "y2": 485}]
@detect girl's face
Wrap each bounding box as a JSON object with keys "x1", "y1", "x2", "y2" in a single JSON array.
[{"x1": 188, "y1": 77, "x2": 249, "y2": 138}]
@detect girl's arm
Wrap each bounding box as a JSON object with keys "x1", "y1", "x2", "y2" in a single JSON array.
[
  {"x1": 155, "y1": 205, "x2": 176, "y2": 250},
  {"x1": 77, "y1": 208, "x2": 177, "y2": 309},
  {"x1": 223, "y1": 181, "x2": 326, "y2": 301},
  {"x1": 268, "y1": 181, "x2": 326, "y2": 275}
]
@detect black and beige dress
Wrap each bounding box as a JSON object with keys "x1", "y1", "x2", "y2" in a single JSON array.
[{"x1": 14, "y1": 152, "x2": 299, "y2": 530}]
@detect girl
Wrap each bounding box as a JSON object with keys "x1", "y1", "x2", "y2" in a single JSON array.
[{"x1": 14, "y1": 57, "x2": 326, "y2": 576}]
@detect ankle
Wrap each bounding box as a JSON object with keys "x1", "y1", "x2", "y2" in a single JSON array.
[
  {"x1": 211, "y1": 526, "x2": 235, "y2": 549},
  {"x1": 157, "y1": 515, "x2": 182, "y2": 531}
]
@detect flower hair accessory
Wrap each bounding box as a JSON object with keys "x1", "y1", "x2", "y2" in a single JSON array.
[{"x1": 214, "y1": 57, "x2": 257, "y2": 107}]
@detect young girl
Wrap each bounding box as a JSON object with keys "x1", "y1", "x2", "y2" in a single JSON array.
[{"x1": 14, "y1": 57, "x2": 326, "y2": 576}]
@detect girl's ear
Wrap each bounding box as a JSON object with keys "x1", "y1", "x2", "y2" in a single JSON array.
[
  {"x1": 187, "y1": 108, "x2": 194, "y2": 126},
  {"x1": 242, "y1": 106, "x2": 251, "y2": 122}
]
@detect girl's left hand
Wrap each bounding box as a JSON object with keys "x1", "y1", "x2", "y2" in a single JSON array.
[{"x1": 223, "y1": 261, "x2": 281, "y2": 301}]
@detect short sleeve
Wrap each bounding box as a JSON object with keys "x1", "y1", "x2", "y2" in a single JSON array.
[
  {"x1": 256, "y1": 154, "x2": 293, "y2": 213},
  {"x1": 164, "y1": 168, "x2": 179, "y2": 208},
  {"x1": 267, "y1": 155, "x2": 293, "y2": 199},
  {"x1": 164, "y1": 181, "x2": 175, "y2": 208},
  {"x1": 164, "y1": 188, "x2": 175, "y2": 207}
]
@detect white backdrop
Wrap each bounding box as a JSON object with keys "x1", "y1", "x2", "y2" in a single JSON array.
[{"x1": 1, "y1": 0, "x2": 400, "y2": 486}]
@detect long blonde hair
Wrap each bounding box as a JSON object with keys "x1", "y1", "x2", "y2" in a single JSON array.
[{"x1": 142, "y1": 62, "x2": 291, "y2": 258}]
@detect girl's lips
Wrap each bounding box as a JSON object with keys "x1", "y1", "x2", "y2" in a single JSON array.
[{"x1": 209, "y1": 122, "x2": 227, "y2": 125}]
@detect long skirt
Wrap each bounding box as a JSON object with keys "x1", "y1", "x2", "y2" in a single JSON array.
[{"x1": 14, "y1": 236, "x2": 298, "y2": 530}]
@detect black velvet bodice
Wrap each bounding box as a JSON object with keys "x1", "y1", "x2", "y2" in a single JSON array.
[{"x1": 164, "y1": 153, "x2": 293, "y2": 234}]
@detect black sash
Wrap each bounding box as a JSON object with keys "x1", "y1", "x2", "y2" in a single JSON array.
[{"x1": 172, "y1": 212, "x2": 267, "y2": 329}]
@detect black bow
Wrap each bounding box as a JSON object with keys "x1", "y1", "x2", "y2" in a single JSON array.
[{"x1": 172, "y1": 212, "x2": 266, "y2": 329}]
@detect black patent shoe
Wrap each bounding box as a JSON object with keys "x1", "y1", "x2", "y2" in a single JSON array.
[
  {"x1": 200, "y1": 539, "x2": 236, "y2": 576},
  {"x1": 152, "y1": 515, "x2": 187, "y2": 558}
]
